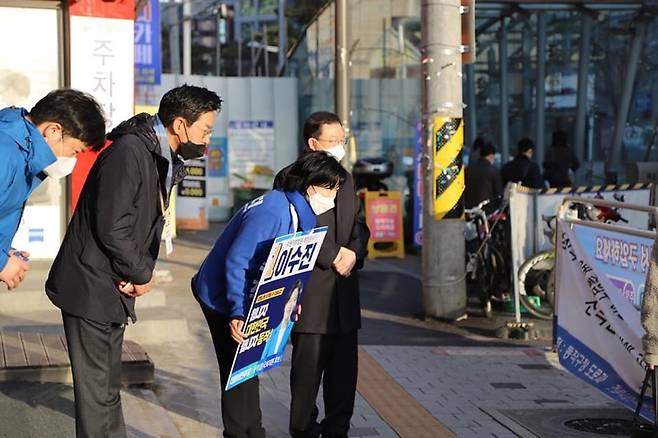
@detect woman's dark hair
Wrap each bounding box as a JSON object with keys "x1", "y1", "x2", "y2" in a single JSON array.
[
  {"x1": 551, "y1": 130, "x2": 568, "y2": 148},
  {"x1": 479, "y1": 142, "x2": 496, "y2": 157},
  {"x1": 517, "y1": 137, "x2": 535, "y2": 155},
  {"x1": 303, "y1": 111, "x2": 342, "y2": 144},
  {"x1": 280, "y1": 151, "x2": 347, "y2": 193},
  {"x1": 29, "y1": 89, "x2": 106, "y2": 150},
  {"x1": 158, "y1": 84, "x2": 223, "y2": 126}
]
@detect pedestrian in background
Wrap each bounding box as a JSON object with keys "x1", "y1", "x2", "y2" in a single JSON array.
[
  {"x1": 465, "y1": 142, "x2": 502, "y2": 209},
  {"x1": 274, "y1": 111, "x2": 370, "y2": 438},
  {"x1": 501, "y1": 137, "x2": 543, "y2": 189},
  {"x1": 192, "y1": 151, "x2": 347, "y2": 438},
  {"x1": 0, "y1": 89, "x2": 105, "y2": 290},
  {"x1": 47, "y1": 84, "x2": 222, "y2": 438},
  {"x1": 543, "y1": 130, "x2": 580, "y2": 187},
  {"x1": 468, "y1": 136, "x2": 485, "y2": 167}
]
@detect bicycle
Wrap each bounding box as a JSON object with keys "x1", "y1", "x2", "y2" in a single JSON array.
[
  {"x1": 465, "y1": 198, "x2": 511, "y2": 318},
  {"x1": 517, "y1": 193, "x2": 627, "y2": 320}
]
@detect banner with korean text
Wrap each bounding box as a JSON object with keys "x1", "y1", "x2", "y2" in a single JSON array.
[
  {"x1": 226, "y1": 227, "x2": 327, "y2": 390},
  {"x1": 556, "y1": 221, "x2": 654, "y2": 420}
]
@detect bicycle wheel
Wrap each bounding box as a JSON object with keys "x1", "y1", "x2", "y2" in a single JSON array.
[{"x1": 517, "y1": 250, "x2": 555, "y2": 319}]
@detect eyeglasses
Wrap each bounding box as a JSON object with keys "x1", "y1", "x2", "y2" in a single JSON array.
[
  {"x1": 314, "y1": 136, "x2": 350, "y2": 146},
  {"x1": 188, "y1": 122, "x2": 213, "y2": 139}
]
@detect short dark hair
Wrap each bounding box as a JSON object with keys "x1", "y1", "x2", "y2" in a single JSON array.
[
  {"x1": 480, "y1": 142, "x2": 496, "y2": 157},
  {"x1": 473, "y1": 137, "x2": 485, "y2": 151},
  {"x1": 552, "y1": 130, "x2": 568, "y2": 147},
  {"x1": 517, "y1": 137, "x2": 535, "y2": 155},
  {"x1": 158, "y1": 84, "x2": 223, "y2": 127},
  {"x1": 280, "y1": 151, "x2": 347, "y2": 193},
  {"x1": 303, "y1": 111, "x2": 342, "y2": 144},
  {"x1": 29, "y1": 89, "x2": 106, "y2": 151}
]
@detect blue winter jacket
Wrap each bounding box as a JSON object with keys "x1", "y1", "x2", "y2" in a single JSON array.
[
  {"x1": 192, "y1": 190, "x2": 317, "y2": 319},
  {"x1": 0, "y1": 107, "x2": 56, "y2": 270}
]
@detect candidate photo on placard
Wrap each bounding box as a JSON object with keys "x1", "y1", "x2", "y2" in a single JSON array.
[{"x1": 260, "y1": 280, "x2": 303, "y2": 360}]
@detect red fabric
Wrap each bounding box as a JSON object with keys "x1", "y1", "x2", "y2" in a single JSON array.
[
  {"x1": 70, "y1": 140, "x2": 111, "y2": 213},
  {"x1": 69, "y1": 0, "x2": 135, "y2": 19}
]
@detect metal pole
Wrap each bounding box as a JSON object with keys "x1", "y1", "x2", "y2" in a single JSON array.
[
  {"x1": 278, "y1": 0, "x2": 287, "y2": 74},
  {"x1": 575, "y1": 14, "x2": 593, "y2": 180},
  {"x1": 522, "y1": 23, "x2": 532, "y2": 133},
  {"x1": 421, "y1": 0, "x2": 466, "y2": 319},
  {"x1": 535, "y1": 12, "x2": 547, "y2": 165},
  {"x1": 169, "y1": 4, "x2": 181, "y2": 75},
  {"x1": 183, "y1": 0, "x2": 192, "y2": 75},
  {"x1": 236, "y1": 1, "x2": 242, "y2": 77},
  {"x1": 499, "y1": 17, "x2": 510, "y2": 163},
  {"x1": 464, "y1": 63, "x2": 477, "y2": 154},
  {"x1": 398, "y1": 22, "x2": 407, "y2": 79},
  {"x1": 264, "y1": 24, "x2": 270, "y2": 77},
  {"x1": 216, "y1": 14, "x2": 222, "y2": 76},
  {"x1": 335, "y1": 0, "x2": 351, "y2": 135},
  {"x1": 610, "y1": 19, "x2": 647, "y2": 172}
]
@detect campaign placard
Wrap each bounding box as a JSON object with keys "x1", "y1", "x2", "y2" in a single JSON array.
[
  {"x1": 226, "y1": 227, "x2": 327, "y2": 390},
  {"x1": 556, "y1": 221, "x2": 655, "y2": 421}
]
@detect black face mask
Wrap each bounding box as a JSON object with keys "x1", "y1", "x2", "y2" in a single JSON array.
[
  {"x1": 179, "y1": 141, "x2": 206, "y2": 160},
  {"x1": 178, "y1": 124, "x2": 206, "y2": 160}
]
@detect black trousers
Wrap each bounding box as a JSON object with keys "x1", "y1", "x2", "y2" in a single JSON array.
[
  {"x1": 289, "y1": 331, "x2": 358, "y2": 438},
  {"x1": 62, "y1": 311, "x2": 126, "y2": 438},
  {"x1": 202, "y1": 306, "x2": 266, "y2": 438}
]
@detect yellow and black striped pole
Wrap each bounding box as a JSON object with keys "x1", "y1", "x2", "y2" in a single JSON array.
[{"x1": 432, "y1": 117, "x2": 464, "y2": 220}]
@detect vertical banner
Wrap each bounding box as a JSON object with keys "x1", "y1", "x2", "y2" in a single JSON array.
[
  {"x1": 556, "y1": 221, "x2": 654, "y2": 421},
  {"x1": 177, "y1": 158, "x2": 208, "y2": 230},
  {"x1": 70, "y1": 0, "x2": 135, "y2": 212},
  {"x1": 135, "y1": 0, "x2": 161, "y2": 85},
  {"x1": 413, "y1": 122, "x2": 423, "y2": 246},
  {"x1": 207, "y1": 137, "x2": 232, "y2": 221},
  {"x1": 70, "y1": 6, "x2": 135, "y2": 129},
  {"x1": 365, "y1": 191, "x2": 405, "y2": 259},
  {"x1": 228, "y1": 121, "x2": 275, "y2": 190},
  {"x1": 227, "y1": 227, "x2": 327, "y2": 390},
  {"x1": 432, "y1": 117, "x2": 464, "y2": 220}
]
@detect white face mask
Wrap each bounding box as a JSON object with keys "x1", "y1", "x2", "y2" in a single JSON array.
[
  {"x1": 324, "y1": 144, "x2": 346, "y2": 161},
  {"x1": 43, "y1": 133, "x2": 77, "y2": 179},
  {"x1": 309, "y1": 191, "x2": 335, "y2": 216}
]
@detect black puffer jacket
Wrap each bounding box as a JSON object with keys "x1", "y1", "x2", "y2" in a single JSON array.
[{"x1": 47, "y1": 114, "x2": 185, "y2": 323}]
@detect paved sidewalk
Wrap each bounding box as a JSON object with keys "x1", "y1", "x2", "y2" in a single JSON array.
[{"x1": 0, "y1": 224, "x2": 637, "y2": 437}]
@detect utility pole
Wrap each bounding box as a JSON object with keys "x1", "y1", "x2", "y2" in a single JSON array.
[
  {"x1": 169, "y1": 3, "x2": 181, "y2": 74},
  {"x1": 183, "y1": 0, "x2": 192, "y2": 75},
  {"x1": 335, "y1": 0, "x2": 351, "y2": 138},
  {"x1": 421, "y1": 0, "x2": 467, "y2": 319},
  {"x1": 278, "y1": 0, "x2": 287, "y2": 74}
]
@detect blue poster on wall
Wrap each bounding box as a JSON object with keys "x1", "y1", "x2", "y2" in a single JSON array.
[
  {"x1": 226, "y1": 227, "x2": 327, "y2": 390},
  {"x1": 135, "y1": 0, "x2": 161, "y2": 85},
  {"x1": 207, "y1": 137, "x2": 228, "y2": 178},
  {"x1": 412, "y1": 123, "x2": 423, "y2": 247}
]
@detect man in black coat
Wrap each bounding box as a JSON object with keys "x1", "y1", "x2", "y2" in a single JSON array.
[
  {"x1": 46, "y1": 85, "x2": 222, "y2": 438},
  {"x1": 501, "y1": 138, "x2": 543, "y2": 189},
  {"x1": 464, "y1": 142, "x2": 502, "y2": 209},
  {"x1": 273, "y1": 111, "x2": 370, "y2": 438}
]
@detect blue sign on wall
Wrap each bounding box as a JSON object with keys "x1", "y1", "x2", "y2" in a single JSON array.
[
  {"x1": 135, "y1": 0, "x2": 161, "y2": 85},
  {"x1": 412, "y1": 123, "x2": 423, "y2": 247},
  {"x1": 208, "y1": 137, "x2": 228, "y2": 178}
]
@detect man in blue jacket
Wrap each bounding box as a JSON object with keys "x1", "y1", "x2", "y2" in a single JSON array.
[{"x1": 0, "y1": 89, "x2": 105, "y2": 290}]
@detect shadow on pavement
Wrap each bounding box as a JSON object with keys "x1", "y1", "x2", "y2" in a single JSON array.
[{"x1": 0, "y1": 381, "x2": 74, "y2": 437}]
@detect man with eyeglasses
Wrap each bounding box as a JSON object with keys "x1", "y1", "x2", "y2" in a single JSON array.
[
  {"x1": 46, "y1": 84, "x2": 222, "y2": 438},
  {"x1": 274, "y1": 111, "x2": 370, "y2": 438}
]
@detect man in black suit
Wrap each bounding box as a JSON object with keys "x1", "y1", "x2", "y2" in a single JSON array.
[
  {"x1": 273, "y1": 111, "x2": 370, "y2": 438},
  {"x1": 46, "y1": 85, "x2": 222, "y2": 438},
  {"x1": 501, "y1": 138, "x2": 543, "y2": 189}
]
